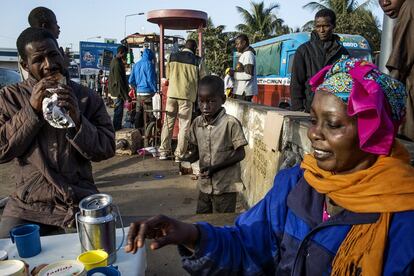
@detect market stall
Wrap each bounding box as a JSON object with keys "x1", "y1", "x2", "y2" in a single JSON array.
[
  {"x1": 146, "y1": 9, "x2": 208, "y2": 141},
  {"x1": 146, "y1": 9, "x2": 207, "y2": 81}
]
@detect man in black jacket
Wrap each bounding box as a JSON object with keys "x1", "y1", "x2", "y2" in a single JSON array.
[
  {"x1": 290, "y1": 9, "x2": 348, "y2": 112},
  {"x1": 109, "y1": 45, "x2": 129, "y2": 131}
]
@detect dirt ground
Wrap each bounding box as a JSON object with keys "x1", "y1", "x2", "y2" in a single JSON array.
[
  {"x1": 0, "y1": 152, "x2": 238, "y2": 275},
  {"x1": 0, "y1": 106, "x2": 241, "y2": 275}
]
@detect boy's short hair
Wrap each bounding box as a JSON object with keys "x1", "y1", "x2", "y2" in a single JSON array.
[
  {"x1": 28, "y1": 7, "x2": 56, "y2": 28},
  {"x1": 17, "y1": 27, "x2": 58, "y2": 61},
  {"x1": 315, "y1": 8, "x2": 336, "y2": 26},
  {"x1": 199, "y1": 75, "x2": 225, "y2": 97}
]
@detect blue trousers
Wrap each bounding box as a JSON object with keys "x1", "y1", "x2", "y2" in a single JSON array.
[{"x1": 113, "y1": 98, "x2": 124, "y2": 131}]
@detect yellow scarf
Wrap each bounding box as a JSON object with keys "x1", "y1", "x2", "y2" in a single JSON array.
[{"x1": 300, "y1": 142, "x2": 414, "y2": 276}]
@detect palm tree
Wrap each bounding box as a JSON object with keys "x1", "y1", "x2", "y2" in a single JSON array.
[
  {"x1": 303, "y1": 0, "x2": 373, "y2": 14},
  {"x1": 187, "y1": 18, "x2": 234, "y2": 75},
  {"x1": 302, "y1": 0, "x2": 381, "y2": 50},
  {"x1": 301, "y1": 21, "x2": 314, "y2": 32},
  {"x1": 236, "y1": 1, "x2": 287, "y2": 43}
]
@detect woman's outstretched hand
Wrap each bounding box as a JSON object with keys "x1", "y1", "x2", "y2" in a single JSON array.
[{"x1": 124, "y1": 215, "x2": 199, "y2": 254}]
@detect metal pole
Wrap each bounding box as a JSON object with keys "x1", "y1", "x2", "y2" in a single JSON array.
[
  {"x1": 124, "y1": 13, "x2": 145, "y2": 38},
  {"x1": 124, "y1": 16, "x2": 127, "y2": 38},
  {"x1": 378, "y1": 14, "x2": 396, "y2": 74},
  {"x1": 159, "y1": 24, "x2": 165, "y2": 79}
]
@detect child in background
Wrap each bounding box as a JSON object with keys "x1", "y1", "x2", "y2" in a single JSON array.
[
  {"x1": 184, "y1": 75, "x2": 248, "y2": 213},
  {"x1": 223, "y1": 67, "x2": 234, "y2": 97}
]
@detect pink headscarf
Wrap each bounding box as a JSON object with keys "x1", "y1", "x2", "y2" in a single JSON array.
[{"x1": 309, "y1": 57, "x2": 406, "y2": 155}]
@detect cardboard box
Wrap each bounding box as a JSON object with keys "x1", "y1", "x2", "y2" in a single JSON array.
[{"x1": 115, "y1": 128, "x2": 142, "y2": 155}]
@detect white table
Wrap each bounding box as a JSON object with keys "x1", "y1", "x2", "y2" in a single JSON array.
[{"x1": 0, "y1": 228, "x2": 146, "y2": 275}]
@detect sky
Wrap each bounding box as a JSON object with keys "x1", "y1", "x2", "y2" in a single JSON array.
[{"x1": 0, "y1": 0, "x2": 384, "y2": 51}]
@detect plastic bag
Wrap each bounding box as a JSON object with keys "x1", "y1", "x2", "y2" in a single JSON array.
[
  {"x1": 152, "y1": 93, "x2": 161, "y2": 119},
  {"x1": 137, "y1": 147, "x2": 158, "y2": 157},
  {"x1": 42, "y1": 89, "x2": 75, "y2": 129}
]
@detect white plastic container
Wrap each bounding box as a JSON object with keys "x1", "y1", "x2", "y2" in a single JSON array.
[
  {"x1": 0, "y1": 260, "x2": 27, "y2": 276},
  {"x1": 38, "y1": 260, "x2": 86, "y2": 276}
]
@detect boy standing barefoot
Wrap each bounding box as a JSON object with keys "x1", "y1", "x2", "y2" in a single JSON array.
[{"x1": 185, "y1": 76, "x2": 247, "y2": 213}]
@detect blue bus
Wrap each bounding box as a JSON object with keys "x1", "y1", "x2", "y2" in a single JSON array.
[{"x1": 234, "y1": 32, "x2": 372, "y2": 108}]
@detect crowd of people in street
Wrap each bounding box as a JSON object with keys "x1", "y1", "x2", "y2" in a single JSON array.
[{"x1": 0, "y1": 1, "x2": 414, "y2": 275}]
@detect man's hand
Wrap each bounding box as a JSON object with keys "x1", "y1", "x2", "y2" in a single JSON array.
[
  {"x1": 124, "y1": 215, "x2": 199, "y2": 254},
  {"x1": 235, "y1": 62, "x2": 244, "y2": 72},
  {"x1": 200, "y1": 166, "x2": 214, "y2": 178},
  {"x1": 30, "y1": 77, "x2": 59, "y2": 113},
  {"x1": 55, "y1": 84, "x2": 81, "y2": 127},
  {"x1": 182, "y1": 149, "x2": 199, "y2": 164}
]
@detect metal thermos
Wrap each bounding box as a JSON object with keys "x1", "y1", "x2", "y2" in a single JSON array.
[{"x1": 76, "y1": 194, "x2": 124, "y2": 264}]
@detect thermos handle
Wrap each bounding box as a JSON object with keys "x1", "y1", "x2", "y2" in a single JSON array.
[
  {"x1": 75, "y1": 212, "x2": 79, "y2": 233},
  {"x1": 114, "y1": 204, "x2": 125, "y2": 252},
  {"x1": 75, "y1": 212, "x2": 87, "y2": 252}
]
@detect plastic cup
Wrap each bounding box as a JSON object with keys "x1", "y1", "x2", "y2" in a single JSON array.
[
  {"x1": 77, "y1": 250, "x2": 108, "y2": 271},
  {"x1": 87, "y1": 266, "x2": 120, "y2": 276},
  {"x1": 9, "y1": 224, "x2": 41, "y2": 258}
]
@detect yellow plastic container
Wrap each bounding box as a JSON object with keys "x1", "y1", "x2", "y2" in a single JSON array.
[{"x1": 77, "y1": 250, "x2": 108, "y2": 271}]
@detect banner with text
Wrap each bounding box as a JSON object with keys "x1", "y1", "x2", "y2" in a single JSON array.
[{"x1": 79, "y1": 41, "x2": 120, "y2": 75}]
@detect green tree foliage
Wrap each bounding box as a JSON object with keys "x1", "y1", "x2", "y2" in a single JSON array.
[
  {"x1": 187, "y1": 18, "x2": 235, "y2": 76},
  {"x1": 303, "y1": 0, "x2": 381, "y2": 51},
  {"x1": 236, "y1": 1, "x2": 289, "y2": 43}
]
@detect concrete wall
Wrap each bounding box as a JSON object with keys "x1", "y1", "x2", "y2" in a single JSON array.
[
  {"x1": 225, "y1": 99, "x2": 414, "y2": 208},
  {"x1": 224, "y1": 99, "x2": 311, "y2": 207}
]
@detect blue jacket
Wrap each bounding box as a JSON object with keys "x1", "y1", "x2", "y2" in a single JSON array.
[
  {"x1": 129, "y1": 49, "x2": 157, "y2": 93},
  {"x1": 180, "y1": 165, "x2": 414, "y2": 275}
]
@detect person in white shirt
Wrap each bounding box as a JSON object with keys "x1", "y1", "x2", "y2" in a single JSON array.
[{"x1": 233, "y1": 34, "x2": 258, "y2": 102}]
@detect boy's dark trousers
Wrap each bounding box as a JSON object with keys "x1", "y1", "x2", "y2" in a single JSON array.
[{"x1": 196, "y1": 191, "x2": 237, "y2": 214}]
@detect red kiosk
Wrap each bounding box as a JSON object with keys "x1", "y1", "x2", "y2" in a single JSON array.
[
  {"x1": 147, "y1": 9, "x2": 208, "y2": 140},
  {"x1": 147, "y1": 9, "x2": 208, "y2": 80}
]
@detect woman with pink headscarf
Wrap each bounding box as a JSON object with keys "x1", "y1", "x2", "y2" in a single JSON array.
[{"x1": 125, "y1": 57, "x2": 414, "y2": 276}]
